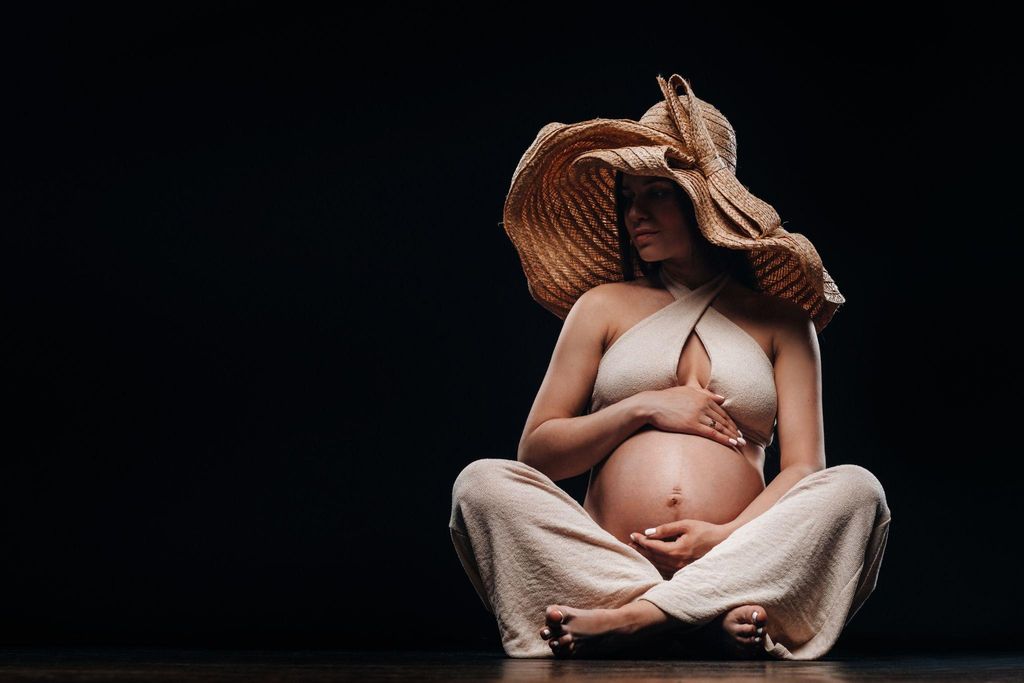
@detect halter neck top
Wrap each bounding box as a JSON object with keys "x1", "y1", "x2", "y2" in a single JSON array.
[{"x1": 589, "y1": 270, "x2": 778, "y2": 449}]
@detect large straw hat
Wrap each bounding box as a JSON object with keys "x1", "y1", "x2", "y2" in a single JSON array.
[{"x1": 501, "y1": 73, "x2": 845, "y2": 333}]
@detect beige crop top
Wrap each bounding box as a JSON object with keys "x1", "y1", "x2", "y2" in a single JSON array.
[{"x1": 589, "y1": 270, "x2": 778, "y2": 449}]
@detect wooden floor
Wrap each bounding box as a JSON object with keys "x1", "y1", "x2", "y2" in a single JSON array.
[{"x1": 1, "y1": 649, "x2": 1023, "y2": 681}]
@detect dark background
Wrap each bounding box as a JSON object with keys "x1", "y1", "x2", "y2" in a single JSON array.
[{"x1": 3, "y1": 3, "x2": 1019, "y2": 653}]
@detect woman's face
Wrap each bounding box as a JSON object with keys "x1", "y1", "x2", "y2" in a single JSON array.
[{"x1": 619, "y1": 173, "x2": 698, "y2": 262}]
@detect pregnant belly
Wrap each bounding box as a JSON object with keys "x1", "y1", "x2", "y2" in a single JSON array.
[{"x1": 582, "y1": 428, "x2": 766, "y2": 546}]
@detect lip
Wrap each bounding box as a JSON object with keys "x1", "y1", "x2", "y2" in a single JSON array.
[{"x1": 634, "y1": 231, "x2": 658, "y2": 242}]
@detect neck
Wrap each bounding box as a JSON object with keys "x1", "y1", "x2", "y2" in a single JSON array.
[{"x1": 659, "y1": 257, "x2": 726, "y2": 290}]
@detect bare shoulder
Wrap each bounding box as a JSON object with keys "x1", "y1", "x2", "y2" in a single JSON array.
[
  {"x1": 586, "y1": 276, "x2": 658, "y2": 305},
  {"x1": 591, "y1": 276, "x2": 661, "y2": 314},
  {"x1": 575, "y1": 278, "x2": 660, "y2": 348},
  {"x1": 754, "y1": 291, "x2": 817, "y2": 356},
  {"x1": 603, "y1": 276, "x2": 659, "y2": 298}
]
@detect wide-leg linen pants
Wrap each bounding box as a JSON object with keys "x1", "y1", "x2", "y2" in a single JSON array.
[{"x1": 449, "y1": 458, "x2": 891, "y2": 659}]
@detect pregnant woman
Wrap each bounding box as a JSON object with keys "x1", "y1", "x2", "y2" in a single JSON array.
[{"x1": 449, "y1": 74, "x2": 891, "y2": 660}]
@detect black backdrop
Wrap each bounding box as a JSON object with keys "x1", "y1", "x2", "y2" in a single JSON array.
[{"x1": 4, "y1": 4, "x2": 1019, "y2": 652}]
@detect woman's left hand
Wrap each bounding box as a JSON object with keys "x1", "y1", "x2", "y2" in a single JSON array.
[{"x1": 628, "y1": 519, "x2": 731, "y2": 579}]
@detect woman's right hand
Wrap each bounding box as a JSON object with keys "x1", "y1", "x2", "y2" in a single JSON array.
[{"x1": 642, "y1": 385, "x2": 745, "y2": 447}]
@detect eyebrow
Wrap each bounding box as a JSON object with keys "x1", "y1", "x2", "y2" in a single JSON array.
[{"x1": 621, "y1": 178, "x2": 671, "y2": 191}]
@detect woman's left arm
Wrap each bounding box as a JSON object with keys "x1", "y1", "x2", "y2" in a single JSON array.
[{"x1": 722, "y1": 308, "x2": 828, "y2": 538}]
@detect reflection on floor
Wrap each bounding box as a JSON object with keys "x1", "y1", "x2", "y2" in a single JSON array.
[{"x1": 1, "y1": 649, "x2": 1023, "y2": 682}]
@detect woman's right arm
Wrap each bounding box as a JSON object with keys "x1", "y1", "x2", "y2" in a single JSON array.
[
  {"x1": 516, "y1": 285, "x2": 653, "y2": 482},
  {"x1": 519, "y1": 393, "x2": 652, "y2": 482}
]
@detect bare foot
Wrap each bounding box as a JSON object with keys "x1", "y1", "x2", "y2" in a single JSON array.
[
  {"x1": 537, "y1": 601, "x2": 674, "y2": 659},
  {"x1": 702, "y1": 604, "x2": 770, "y2": 659}
]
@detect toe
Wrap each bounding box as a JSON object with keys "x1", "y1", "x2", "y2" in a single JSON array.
[
  {"x1": 726, "y1": 609, "x2": 760, "y2": 637},
  {"x1": 544, "y1": 606, "x2": 567, "y2": 637},
  {"x1": 733, "y1": 630, "x2": 756, "y2": 644},
  {"x1": 747, "y1": 608, "x2": 767, "y2": 644},
  {"x1": 546, "y1": 605, "x2": 567, "y2": 624},
  {"x1": 549, "y1": 632, "x2": 573, "y2": 656}
]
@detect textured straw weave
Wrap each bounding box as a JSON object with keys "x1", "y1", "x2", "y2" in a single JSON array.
[{"x1": 502, "y1": 73, "x2": 845, "y2": 334}]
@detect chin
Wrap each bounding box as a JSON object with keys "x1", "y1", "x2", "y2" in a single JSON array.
[{"x1": 636, "y1": 248, "x2": 666, "y2": 262}]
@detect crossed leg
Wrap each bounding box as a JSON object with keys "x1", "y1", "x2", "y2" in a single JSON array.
[
  {"x1": 537, "y1": 596, "x2": 769, "y2": 659},
  {"x1": 449, "y1": 458, "x2": 890, "y2": 660}
]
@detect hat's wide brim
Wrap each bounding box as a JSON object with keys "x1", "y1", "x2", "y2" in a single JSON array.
[{"x1": 503, "y1": 118, "x2": 845, "y2": 333}]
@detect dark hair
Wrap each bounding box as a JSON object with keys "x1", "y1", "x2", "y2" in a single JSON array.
[{"x1": 613, "y1": 171, "x2": 760, "y2": 292}]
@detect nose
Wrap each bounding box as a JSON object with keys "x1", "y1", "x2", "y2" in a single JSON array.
[{"x1": 626, "y1": 197, "x2": 650, "y2": 226}]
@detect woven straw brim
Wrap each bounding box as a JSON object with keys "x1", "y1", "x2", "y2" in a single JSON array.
[{"x1": 502, "y1": 117, "x2": 845, "y2": 334}]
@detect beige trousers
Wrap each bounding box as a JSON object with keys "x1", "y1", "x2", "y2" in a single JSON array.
[{"x1": 449, "y1": 459, "x2": 891, "y2": 659}]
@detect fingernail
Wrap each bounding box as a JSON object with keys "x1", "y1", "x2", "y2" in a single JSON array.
[
  {"x1": 644, "y1": 528, "x2": 657, "y2": 535},
  {"x1": 757, "y1": 626, "x2": 763, "y2": 634},
  {"x1": 752, "y1": 611, "x2": 758, "y2": 621},
  {"x1": 729, "y1": 438, "x2": 737, "y2": 445},
  {"x1": 738, "y1": 430, "x2": 743, "y2": 437},
  {"x1": 755, "y1": 636, "x2": 761, "y2": 642},
  {"x1": 630, "y1": 533, "x2": 637, "y2": 542},
  {"x1": 542, "y1": 628, "x2": 550, "y2": 638},
  {"x1": 737, "y1": 438, "x2": 746, "y2": 445}
]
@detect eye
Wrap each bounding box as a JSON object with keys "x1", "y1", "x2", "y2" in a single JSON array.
[{"x1": 620, "y1": 187, "x2": 669, "y2": 202}]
